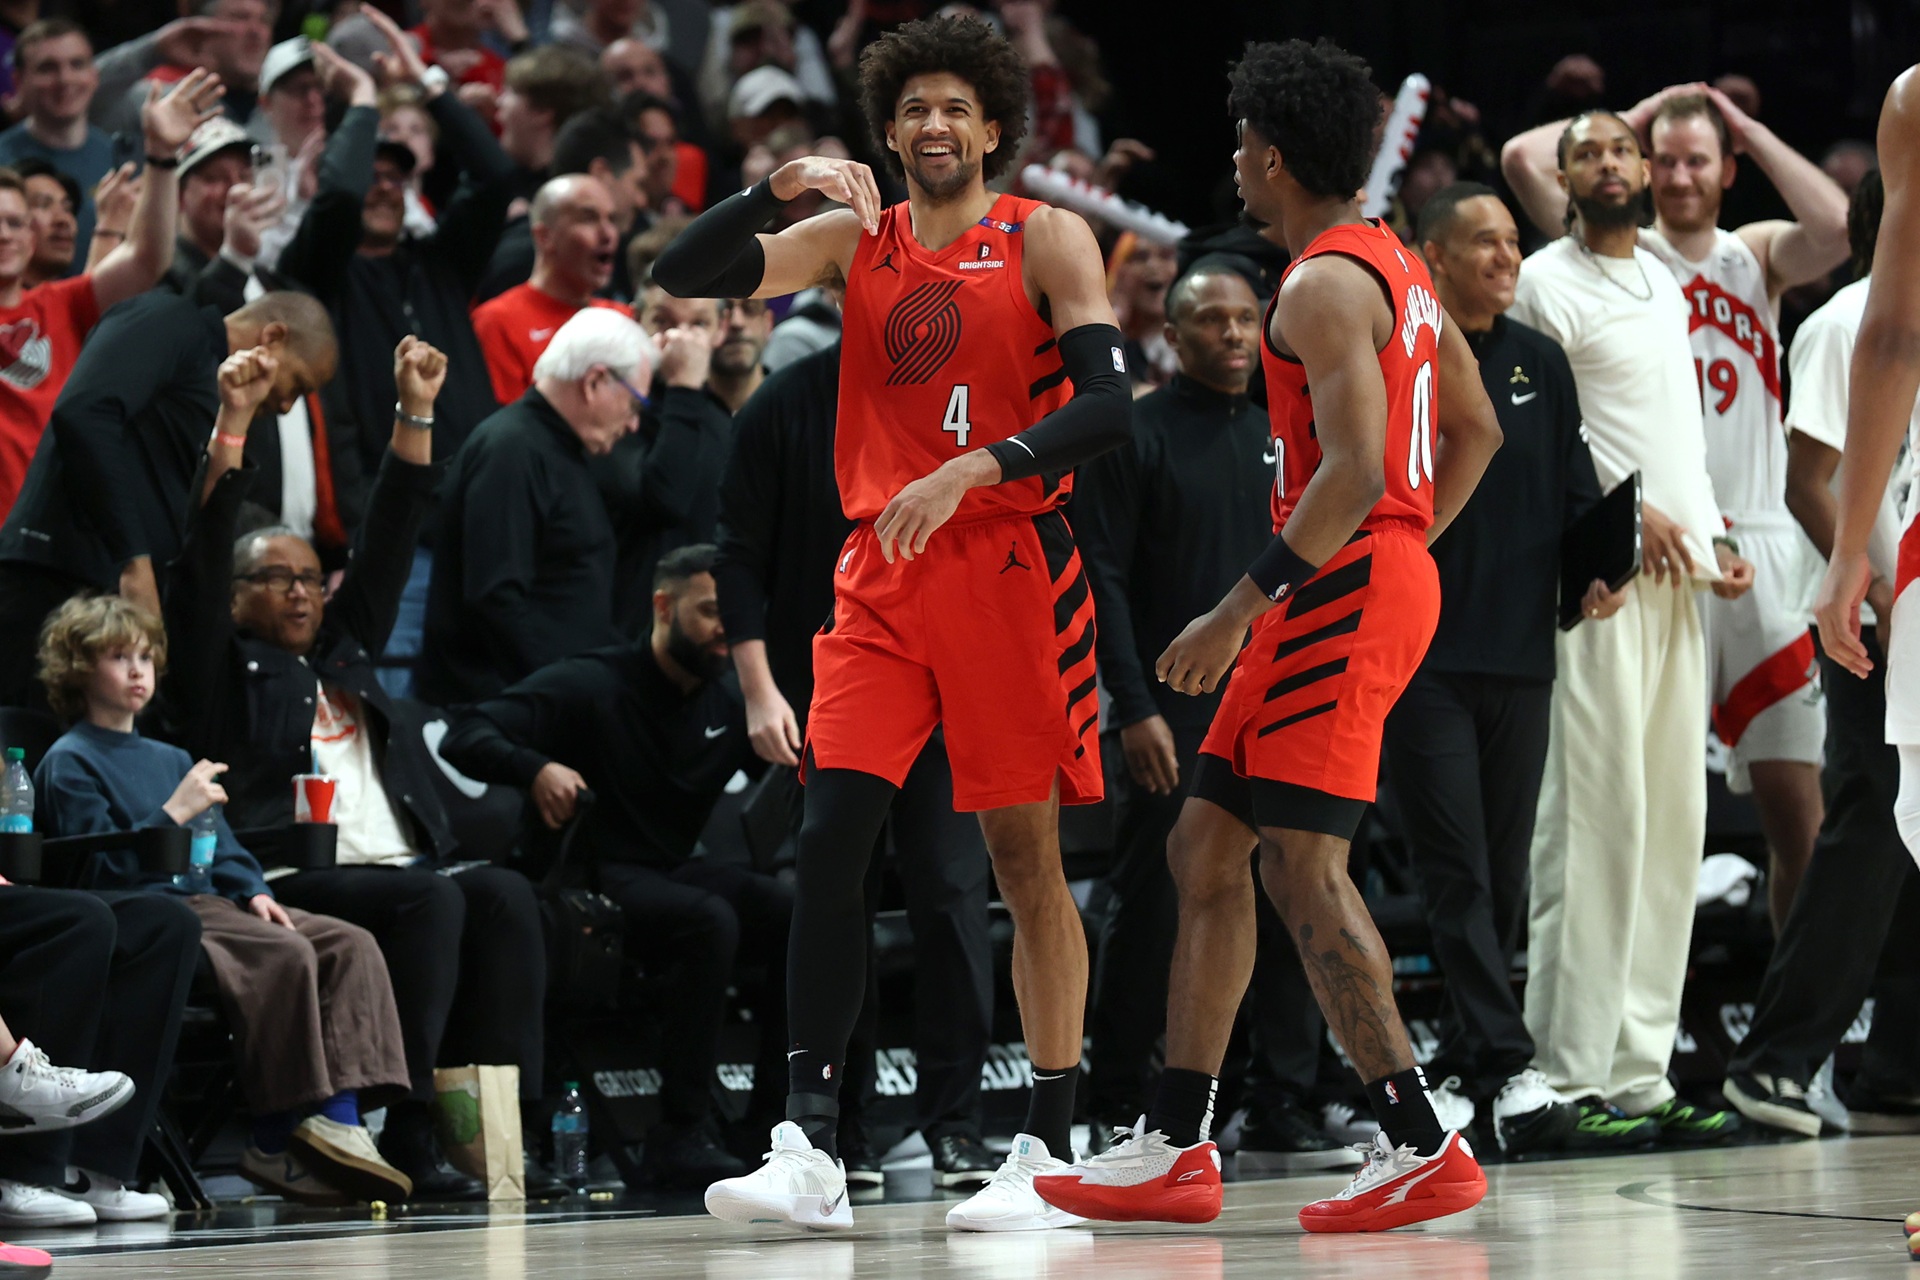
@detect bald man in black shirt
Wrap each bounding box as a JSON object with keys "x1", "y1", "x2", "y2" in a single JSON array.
[{"x1": 1382, "y1": 184, "x2": 1619, "y2": 1155}]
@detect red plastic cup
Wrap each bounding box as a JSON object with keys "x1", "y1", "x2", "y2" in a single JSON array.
[{"x1": 293, "y1": 774, "x2": 337, "y2": 824}]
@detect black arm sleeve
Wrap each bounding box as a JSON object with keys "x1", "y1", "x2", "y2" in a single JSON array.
[
  {"x1": 984, "y1": 323, "x2": 1132, "y2": 481},
  {"x1": 650, "y1": 179, "x2": 784, "y2": 299}
]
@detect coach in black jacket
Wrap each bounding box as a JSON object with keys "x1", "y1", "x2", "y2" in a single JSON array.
[{"x1": 161, "y1": 336, "x2": 557, "y2": 1200}]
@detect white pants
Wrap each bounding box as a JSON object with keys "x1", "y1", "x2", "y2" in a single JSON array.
[
  {"x1": 1525, "y1": 580, "x2": 1707, "y2": 1112},
  {"x1": 1703, "y1": 515, "x2": 1824, "y2": 792}
]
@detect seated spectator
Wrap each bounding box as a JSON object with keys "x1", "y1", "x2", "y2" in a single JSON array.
[
  {"x1": 496, "y1": 46, "x2": 612, "y2": 179},
  {"x1": 0, "y1": 20, "x2": 113, "y2": 268},
  {"x1": 697, "y1": 1, "x2": 835, "y2": 142},
  {"x1": 622, "y1": 90, "x2": 706, "y2": 215},
  {"x1": 474, "y1": 174, "x2": 633, "y2": 402},
  {"x1": 0, "y1": 71, "x2": 224, "y2": 517},
  {"x1": 92, "y1": 0, "x2": 273, "y2": 140},
  {"x1": 34, "y1": 595, "x2": 414, "y2": 1205},
  {"x1": 726, "y1": 65, "x2": 806, "y2": 151},
  {"x1": 0, "y1": 290, "x2": 337, "y2": 707},
  {"x1": 475, "y1": 107, "x2": 648, "y2": 305},
  {"x1": 419, "y1": 308, "x2": 649, "y2": 706},
  {"x1": 159, "y1": 336, "x2": 562, "y2": 1200},
  {"x1": 14, "y1": 159, "x2": 82, "y2": 287},
  {"x1": 442, "y1": 544, "x2": 783, "y2": 1187},
  {"x1": 252, "y1": 37, "x2": 326, "y2": 270},
  {"x1": 0, "y1": 885, "x2": 197, "y2": 1227}
]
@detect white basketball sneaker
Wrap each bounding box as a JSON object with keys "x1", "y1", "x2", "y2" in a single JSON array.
[
  {"x1": 705, "y1": 1122, "x2": 852, "y2": 1232},
  {"x1": 945, "y1": 1134, "x2": 1085, "y2": 1233},
  {"x1": 1428, "y1": 1076, "x2": 1476, "y2": 1134},
  {"x1": 0, "y1": 1040, "x2": 133, "y2": 1134}
]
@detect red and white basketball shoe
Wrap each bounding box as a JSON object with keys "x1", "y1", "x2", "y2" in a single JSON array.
[
  {"x1": 1297, "y1": 1130, "x2": 1486, "y2": 1233},
  {"x1": 1031, "y1": 1118, "x2": 1222, "y2": 1224}
]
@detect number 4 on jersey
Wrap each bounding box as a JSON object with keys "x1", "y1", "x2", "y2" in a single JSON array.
[{"x1": 943, "y1": 384, "x2": 971, "y2": 448}]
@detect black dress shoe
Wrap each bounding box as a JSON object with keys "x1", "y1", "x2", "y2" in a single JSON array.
[
  {"x1": 929, "y1": 1131, "x2": 995, "y2": 1188},
  {"x1": 378, "y1": 1106, "x2": 488, "y2": 1202},
  {"x1": 639, "y1": 1121, "x2": 748, "y2": 1190},
  {"x1": 839, "y1": 1120, "x2": 884, "y2": 1188},
  {"x1": 522, "y1": 1152, "x2": 573, "y2": 1199}
]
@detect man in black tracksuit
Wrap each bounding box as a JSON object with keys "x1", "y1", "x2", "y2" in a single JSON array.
[
  {"x1": 1075, "y1": 258, "x2": 1340, "y2": 1165},
  {"x1": 441, "y1": 545, "x2": 783, "y2": 1190},
  {"x1": 1380, "y1": 183, "x2": 1613, "y2": 1154},
  {"x1": 712, "y1": 342, "x2": 1000, "y2": 1188}
]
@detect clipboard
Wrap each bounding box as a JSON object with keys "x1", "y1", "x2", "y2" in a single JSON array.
[{"x1": 1559, "y1": 471, "x2": 1641, "y2": 631}]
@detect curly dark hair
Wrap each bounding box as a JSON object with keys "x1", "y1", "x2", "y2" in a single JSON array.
[
  {"x1": 1227, "y1": 39, "x2": 1382, "y2": 200},
  {"x1": 857, "y1": 15, "x2": 1030, "y2": 184}
]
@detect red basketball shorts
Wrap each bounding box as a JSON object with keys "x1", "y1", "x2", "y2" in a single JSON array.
[
  {"x1": 1200, "y1": 526, "x2": 1439, "y2": 804},
  {"x1": 805, "y1": 508, "x2": 1103, "y2": 811}
]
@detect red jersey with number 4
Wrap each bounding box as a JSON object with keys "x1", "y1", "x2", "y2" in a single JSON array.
[
  {"x1": 1264, "y1": 219, "x2": 1440, "y2": 536},
  {"x1": 837, "y1": 193, "x2": 1074, "y2": 523}
]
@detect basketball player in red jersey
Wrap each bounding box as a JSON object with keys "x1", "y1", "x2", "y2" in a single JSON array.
[
  {"x1": 1037, "y1": 39, "x2": 1503, "y2": 1233},
  {"x1": 653, "y1": 15, "x2": 1130, "y2": 1233}
]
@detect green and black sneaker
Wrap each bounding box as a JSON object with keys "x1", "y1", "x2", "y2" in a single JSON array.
[
  {"x1": 1646, "y1": 1098, "x2": 1742, "y2": 1146},
  {"x1": 1566, "y1": 1096, "x2": 1659, "y2": 1150}
]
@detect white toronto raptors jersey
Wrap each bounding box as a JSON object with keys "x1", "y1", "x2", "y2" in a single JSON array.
[{"x1": 1640, "y1": 227, "x2": 1783, "y2": 517}]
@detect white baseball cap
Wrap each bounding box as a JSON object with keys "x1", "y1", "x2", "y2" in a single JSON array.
[
  {"x1": 728, "y1": 65, "x2": 805, "y2": 120},
  {"x1": 260, "y1": 36, "x2": 316, "y2": 96}
]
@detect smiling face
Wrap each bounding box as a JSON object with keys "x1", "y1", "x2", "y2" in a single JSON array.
[
  {"x1": 209, "y1": 0, "x2": 274, "y2": 88},
  {"x1": 1423, "y1": 194, "x2": 1521, "y2": 321},
  {"x1": 23, "y1": 175, "x2": 77, "y2": 277},
  {"x1": 887, "y1": 71, "x2": 998, "y2": 203},
  {"x1": 1650, "y1": 112, "x2": 1731, "y2": 235},
  {"x1": 180, "y1": 149, "x2": 254, "y2": 258},
  {"x1": 18, "y1": 32, "x2": 97, "y2": 128}
]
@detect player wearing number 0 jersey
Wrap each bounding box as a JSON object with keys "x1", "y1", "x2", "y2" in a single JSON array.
[
  {"x1": 653, "y1": 14, "x2": 1133, "y2": 1236},
  {"x1": 1037, "y1": 38, "x2": 1502, "y2": 1235}
]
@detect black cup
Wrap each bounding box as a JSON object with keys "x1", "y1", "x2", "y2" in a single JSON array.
[
  {"x1": 137, "y1": 826, "x2": 192, "y2": 876},
  {"x1": 279, "y1": 822, "x2": 338, "y2": 870}
]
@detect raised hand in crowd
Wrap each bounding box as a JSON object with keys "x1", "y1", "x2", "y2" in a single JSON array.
[
  {"x1": 86, "y1": 163, "x2": 142, "y2": 271},
  {"x1": 217, "y1": 346, "x2": 281, "y2": 420},
  {"x1": 477, "y1": 0, "x2": 529, "y2": 49},
  {"x1": 360, "y1": 3, "x2": 444, "y2": 98},
  {"x1": 1095, "y1": 139, "x2": 1155, "y2": 191},
  {"x1": 222, "y1": 181, "x2": 290, "y2": 263},
  {"x1": 143, "y1": 66, "x2": 227, "y2": 159},
  {"x1": 295, "y1": 127, "x2": 327, "y2": 202},
  {"x1": 1620, "y1": 80, "x2": 1707, "y2": 140},
  {"x1": 531, "y1": 761, "x2": 588, "y2": 829},
  {"x1": 162, "y1": 759, "x2": 229, "y2": 826},
  {"x1": 656, "y1": 325, "x2": 717, "y2": 391},
  {"x1": 151, "y1": 15, "x2": 248, "y2": 69},
  {"x1": 395, "y1": 335, "x2": 450, "y2": 417},
  {"x1": 311, "y1": 37, "x2": 378, "y2": 109}
]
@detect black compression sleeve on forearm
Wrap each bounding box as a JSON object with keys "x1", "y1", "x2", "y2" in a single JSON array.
[
  {"x1": 985, "y1": 323, "x2": 1132, "y2": 481},
  {"x1": 650, "y1": 178, "x2": 786, "y2": 298}
]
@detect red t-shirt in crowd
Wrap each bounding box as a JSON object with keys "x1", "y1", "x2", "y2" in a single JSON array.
[
  {"x1": 408, "y1": 26, "x2": 508, "y2": 92},
  {"x1": 0, "y1": 275, "x2": 100, "y2": 517},
  {"x1": 471, "y1": 283, "x2": 632, "y2": 405}
]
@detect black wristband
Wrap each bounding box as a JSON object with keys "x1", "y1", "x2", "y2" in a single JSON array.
[
  {"x1": 1246, "y1": 533, "x2": 1319, "y2": 603},
  {"x1": 145, "y1": 153, "x2": 180, "y2": 169}
]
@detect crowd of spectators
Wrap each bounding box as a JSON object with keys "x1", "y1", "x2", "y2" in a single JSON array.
[{"x1": 0, "y1": 0, "x2": 1900, "y2": 1231}]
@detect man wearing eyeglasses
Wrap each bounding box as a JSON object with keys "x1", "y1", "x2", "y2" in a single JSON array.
[
  {"x1": 160, "y1": 334, "x2": 564, "y2": 1202},
  {"x1": 419, "y1": 307, "x2": 654, "y2": 707}
]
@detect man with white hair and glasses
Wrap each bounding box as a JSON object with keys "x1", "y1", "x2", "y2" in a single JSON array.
[{"x1": 420, "y1": 307, "x2": 652, "y2": 706}]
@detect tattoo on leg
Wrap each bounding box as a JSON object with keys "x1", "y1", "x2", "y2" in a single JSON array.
[{"x1": 1297, "y1": 923, "x2": 1408, "y2": 1079}]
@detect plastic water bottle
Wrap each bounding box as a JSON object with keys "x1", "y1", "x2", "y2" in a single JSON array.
[
  {"x1": 553, "y1": 1082, "x2": 588, "y2": 1189},
  {"x1": 176, "y1": 806, "x2": 217, "y2": 895},
  {"x1": 0, "y1": 748, "x2": 31, "y2": 834}
]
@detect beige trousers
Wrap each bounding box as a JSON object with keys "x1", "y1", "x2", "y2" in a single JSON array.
[{"x1": 1524, "y1": 580, "x2": 1707, "y2": 1113}]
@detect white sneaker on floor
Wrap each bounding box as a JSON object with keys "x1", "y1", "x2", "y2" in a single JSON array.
[
  {"x1": 1429, "y1": 1076, "x2": 1476, "y2": 1133},
  {"x1": 54, "y1": 1170, "x2": 167, "y2": 1222},
  {"x1": 1492, "y1": 1068, "x2": 1580, "y2": 1153},
  {"x1": 0, "y1": 1180, "x2": 95, "y2": 1227},
  {"x1": 1322, "y1": 1101, "x2": 1380, "y2": 1146},
  {"x1": 0, "y1": 1041, "x2": 133, "y2": 1135},
  {"x1": 945, "y1": 1134, "x2": 1085, "y2": 1233},
  {"x1": 705, "y1": 1122, "x2": 851, "y2": 1231}
]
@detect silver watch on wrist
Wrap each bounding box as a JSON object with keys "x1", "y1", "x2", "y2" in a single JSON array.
[
  {"x1": 420, "y1": 65, "x2": 451, "y2": 96},
  {"x1": 394, "y1": 403, "x2": 435, "y2": 429}
]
